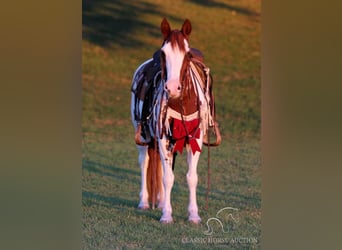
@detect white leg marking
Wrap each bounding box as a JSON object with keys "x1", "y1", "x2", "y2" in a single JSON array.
[
  {"x1": 158, "y1": 138, "x2": 174, "y2": 223},
  {"x1": 137, "y1": 145, "x2": 149, "y2": 209},
  {"x1": 187, "y1": 133, "x2": 203, "y2": 224}
]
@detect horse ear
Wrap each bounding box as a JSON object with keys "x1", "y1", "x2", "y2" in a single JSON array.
[
  {"x1": 161, "y1": 18, "x2": 171, "y2": 40},
  {"x1": 181, "y1": 19, "x2": 192, "y2": 39}
]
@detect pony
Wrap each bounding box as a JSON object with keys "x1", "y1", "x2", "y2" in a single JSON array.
[{"x1": 131, "y1": 18, "x2": 220, "y2": 224}]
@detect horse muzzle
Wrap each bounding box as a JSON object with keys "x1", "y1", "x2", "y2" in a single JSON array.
[{"x1": 165, "y1": 79, "x2": 182, "y2": 99}]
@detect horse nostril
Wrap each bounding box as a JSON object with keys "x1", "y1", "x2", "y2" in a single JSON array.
[{"x1": 177, "y1": 86, "x2": 181, "y2": 91}]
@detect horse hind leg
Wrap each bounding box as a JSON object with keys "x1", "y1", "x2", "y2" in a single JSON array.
[{"x1": 137, "y1": 145, "x2": 149, "y2": 210}]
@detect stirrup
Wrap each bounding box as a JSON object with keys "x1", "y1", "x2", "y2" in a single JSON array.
[
  {"x1": 135, "y1": 123, "x2": 148, "y2": 146},
  {"x1": 203, "y1": 121, "x2": 221, "y2": 146}
]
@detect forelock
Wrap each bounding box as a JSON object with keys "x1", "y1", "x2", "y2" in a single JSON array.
[{"x1": 165, "y1": 30, "x2": 188, "y2": 52}]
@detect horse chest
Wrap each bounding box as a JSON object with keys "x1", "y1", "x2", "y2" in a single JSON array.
[{"x1": 167, "y1": 85, "x2": 198, "y2": 115}]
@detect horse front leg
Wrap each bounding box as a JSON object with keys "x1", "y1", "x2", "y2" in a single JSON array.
[
  {"x1": 186, "y1": 133, "x2": 203, "y2": 224},
  {"x1": 158, "y1": 137, "x2": 174, "y2": 223},
  {"x1": 137, "y1": 145, "x2": 149, "y2": 209}
]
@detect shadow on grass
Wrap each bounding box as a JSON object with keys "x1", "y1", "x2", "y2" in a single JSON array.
[
  {"x1": 197, "y1": 186, "x2": 261, "y2": 210},
  {"x1": 83, "y1": 159, "x2": 140, "y2": 178},
  {"x1": 83, "y1": 0, "x2": 181, "y2": 48},
  {"x1": 187, "y1": 0, "x2": 260, "y2": 16},
  {"x1": 83, "y1": 190, "x2": 137, "y2": 208},
  {"x1": 82, "y1": 159, "x2": 162, "y2": 220},
  {"x1": 83, "y1": 190, "x2": 162, "y2": 221}
]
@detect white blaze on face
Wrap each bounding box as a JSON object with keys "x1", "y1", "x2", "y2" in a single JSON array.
[{"x1": 161, "y1": 39, "x2": 190, "y2": 98}]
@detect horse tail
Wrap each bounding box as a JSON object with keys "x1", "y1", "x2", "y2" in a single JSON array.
[{"x1": 147, "y1": 140, "x2": 162, "y2": 209}]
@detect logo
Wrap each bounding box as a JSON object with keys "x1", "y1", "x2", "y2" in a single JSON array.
[
  {"x1": 203, "y1": 207, "x2": 239, "y2": 236},
  {"x1": 181, "y1": 206, "x2": 259, "y2": 246}
]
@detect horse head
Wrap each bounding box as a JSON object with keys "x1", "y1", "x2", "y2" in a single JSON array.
[{"x1": 160, "y1": 18, "x2": 192, "y2": 99}]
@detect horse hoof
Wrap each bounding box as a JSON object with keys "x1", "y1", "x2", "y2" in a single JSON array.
[
  {"x1": 138, "y1": 206, "x2": 149, "y2": 210},
  {"x1": 160, "y1": 214, "x2": 173, "y2": 224},
  {"x1": 160, "y1": 218, "x2": 173, "y2": 224},
  {"x1": 138, "y1": 203, "x2": 149, "y2": 210},
  {"x1": 189, "y1": 219, "x2": 201, "y2": 225},
  {"x1": 188, "y1": 215, "x2": 201, "y2": 224}
]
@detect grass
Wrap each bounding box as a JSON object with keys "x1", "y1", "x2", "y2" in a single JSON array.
[{"x1": 83, "y1": 0, "x2": 260, "y2": 248}]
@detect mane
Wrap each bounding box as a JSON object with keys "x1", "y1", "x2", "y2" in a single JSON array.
[{"x1": 165, "y1": 30, "x2": 187, "y2": 52}]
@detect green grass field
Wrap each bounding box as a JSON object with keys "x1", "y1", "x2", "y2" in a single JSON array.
[{"x1": 82, "y1": 0, "x2": 260, "y2": 248}]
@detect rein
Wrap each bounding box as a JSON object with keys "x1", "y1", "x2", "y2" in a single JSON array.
[
  {"x1": 174, "y1": 53, "x2": 202, "y2": 142},
  {"x1": 187, "y1": 57, "x2": 212, "y2": 211}
]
